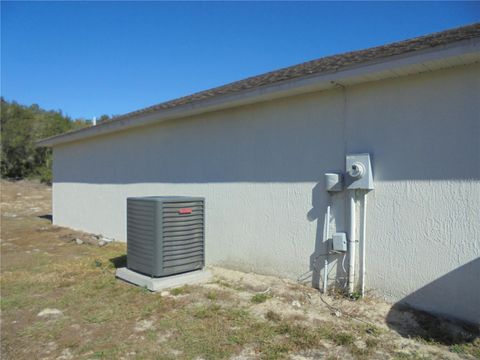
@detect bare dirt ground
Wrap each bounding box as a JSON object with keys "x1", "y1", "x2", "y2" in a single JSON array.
[{"x1": 1, "y1": 180, "x2": 479, "y2": 359}]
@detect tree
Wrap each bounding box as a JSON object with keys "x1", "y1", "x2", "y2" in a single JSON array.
[
  {"x1": 97, "y1": 114, "x2": 111, "y2": 124},
  {"x1": 0, "y1": 98, "x2": 88, "y2": 183}
]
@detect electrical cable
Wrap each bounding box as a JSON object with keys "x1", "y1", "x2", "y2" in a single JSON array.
[{"x1": 318, "y1": 293, "x2": 377, "y2": 327}]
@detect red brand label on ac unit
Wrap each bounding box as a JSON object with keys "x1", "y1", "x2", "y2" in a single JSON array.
[{"x1": 178, "y1": 208, "x2": 192, "y2": 214}]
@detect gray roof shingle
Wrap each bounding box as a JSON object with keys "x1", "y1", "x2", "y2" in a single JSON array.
[
  {"x1": 38, "y1": 23, "x2": 480, "y2": 146},
  {"x1": 118, "y1": 23, "x2": 479, "y2": 120}
]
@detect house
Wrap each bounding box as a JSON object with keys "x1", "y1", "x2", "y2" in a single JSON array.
[{"x1": 38, "y1": 24, "x2": 480, "y2": 325}]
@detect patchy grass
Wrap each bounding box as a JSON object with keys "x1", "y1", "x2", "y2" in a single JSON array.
[
  {"x1": 1, "y1": 180, "x2": 479, "y2": 360},
  {"x1": 266, "y1": 310, "x2": 282, "y2": 322},
  {"x1": 449, "y1": 338, "x2": 480, "y2": 358},
  {"x1": 251, "y1": 293, "x2": 271, "y2": 304},
  {"x1": 206, "y1": 290, "x2": 218, "y2": 300},
  {"x1": 170, "y1": 285, "x2": 190, "y2": 296}
]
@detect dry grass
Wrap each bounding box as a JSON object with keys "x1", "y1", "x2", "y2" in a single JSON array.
[{"x1": 1, "y1": 180, "x2": 479, "y2": 359}]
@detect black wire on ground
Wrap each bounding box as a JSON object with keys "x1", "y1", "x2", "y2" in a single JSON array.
[{"x1": 318, "y1": 292, "x2": 377, "y2": 328}]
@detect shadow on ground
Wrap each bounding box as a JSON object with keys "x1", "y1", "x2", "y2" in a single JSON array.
[
  {"x1": 387, "y1": 305, "x2": 479, "y2": 345},
  {"x1": 110, "y1": 254, "x2": 127, "y2": 268},
  {"x1": 386, "y1": 258, "x2": 480, "y2": 345},
  {"x1": 38, "y1": 214, "x2": 52, "y2": 222}
]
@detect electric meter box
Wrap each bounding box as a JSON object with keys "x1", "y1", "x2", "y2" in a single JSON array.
[{"x1": 346, "y1": 153, "x2": 374, "y2": 190}]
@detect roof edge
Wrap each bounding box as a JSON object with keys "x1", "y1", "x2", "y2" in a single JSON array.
[{"x1": 38, "y1": 35, "x2": 480, "y2": 147}]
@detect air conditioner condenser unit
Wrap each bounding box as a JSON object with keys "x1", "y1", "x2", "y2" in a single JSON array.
[{"x1": 126, "y1": 196, "x2": 205, "y2": 277}]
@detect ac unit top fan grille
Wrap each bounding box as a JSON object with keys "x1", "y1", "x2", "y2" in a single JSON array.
[{"x1": 127, "y1": 196, "x2": 205, "y2": 277}]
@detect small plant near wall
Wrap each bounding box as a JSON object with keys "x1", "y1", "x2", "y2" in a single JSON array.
[{"x1": 349, "y1": 291, "x2": 362, "y2": 301}]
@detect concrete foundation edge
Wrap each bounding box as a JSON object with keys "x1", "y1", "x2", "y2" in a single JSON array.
[{"x1": 116, "y1": 267, "x2": 212, "y2": 291}]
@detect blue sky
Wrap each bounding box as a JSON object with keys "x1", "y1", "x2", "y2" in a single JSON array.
[{"x1": 1, "y1": 1, "x2": 479, "y2": 120}]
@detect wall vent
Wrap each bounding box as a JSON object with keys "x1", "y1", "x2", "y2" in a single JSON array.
[{"x1": 126, "y1": 196, "x2": 205, "y2": 277}]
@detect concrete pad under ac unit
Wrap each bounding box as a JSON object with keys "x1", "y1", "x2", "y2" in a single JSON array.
[{"x1": 116, "y1": 268, "x2": 212, "y2": 292}]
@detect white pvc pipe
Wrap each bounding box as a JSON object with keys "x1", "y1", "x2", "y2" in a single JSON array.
[
  {"x1": 323, "y1": 259, "x2": 328, "y2": 294},
  {"x1": 348, "y1": 190, "x2": 356, "y2": 295},
  {"x1": 326, "y1": 205, "x2": 331, "y2": 241},
  {"x1": 323, "y1": 206, "x2": 331, "y2": 294},
  {"x1": 360, "y1": 192, "x2": 367, "y2": 297}
]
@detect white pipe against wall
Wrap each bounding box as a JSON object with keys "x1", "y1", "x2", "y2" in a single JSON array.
[
  {"x1": 323, "y1": 259, "x2": 328, "y2": 294},
  {"x1": 360, "y1": 192, "x2": 367, "y2": 297},
  {"x1": 323, "y1": 206, "x2": 331, "y2": 294},
  {"x1": 348, "y1": 190, "x2": 356, "y2": 295},
  {"x1": 325, "y1": 205, "x2": 331, "y2": 242}
]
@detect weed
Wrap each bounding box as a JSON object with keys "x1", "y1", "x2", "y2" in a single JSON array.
[
  {"x1": 227, "y1": 335, "x2": 244, "y2": 345},
  {"x1": 251, "y1": 293, "x2": 270, "y2": 304},
  {"x1": 224, "y1": 307, "x2": 250, "y2": 323},
  {"x1": 349, "y1": 291, "x2": 361, "y2": 301},
  {"x1": 84, "y1": 308, "x2": 116, "y2": 323},
  {"x1": 393, "y1": 351, "x2": 430, "y2": 360},
  {"x1": 366, "y1": 338, "x2": 379, "y2": 348},
  {"x1": 0, "y1": 297, "x2": 21, "y2": 310},
  {"x1": 206, "y1": 291, "x2": 217, "y2": 300},
  {"x1": 170, "y1": 286, "x2": 189, "y2": 296},
  {"x1": 147, "y1": 329, "x2": 157, "y2": 341},
  {"x1": 334, "y1": 332, "x2": 355, "y2": 346},
  {"x1": 449, "y1": 339, "x2": 480, "y2": 358},
  {"x1": 265, "y1": 310, "x2": 282, "y2": 322},
  {"x1": 213, "y1": 278, "x2": 246, "y2": 292},
  {"x1": 289, "y1": 325, "x2": 321, "y2": 348},
  {"x1": 93, "y1": 351, "x2": 104, "y2": 358},
  {"x1": 449, "y1": 344, "x2": 464, "y2": 354},
  {"x1": 215, "y1": 279, "x2": 232, "y2": 288},
  {"x1": 316, "y1": 323, "x2": 336, "y2": 341},
  {"x1": 260, "y1": 342, "x2": 291, "y2": 359},
  {"x1": 413, "y1": 336, "x2": 438, "y2": 346},
  {"x1": 193, "y1": 304, "x2": 222, "y2": 319}
]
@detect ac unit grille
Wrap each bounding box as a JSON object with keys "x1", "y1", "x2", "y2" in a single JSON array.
[
  {"x1": 127, "y1": 201, "x2": 156, "y2": 274},
  {"x1": 162, "y1": 201, "x2": 204, "y2": 269},
  {"x1": 127, "y1": 197, "x2": 205, "y2": 277}
]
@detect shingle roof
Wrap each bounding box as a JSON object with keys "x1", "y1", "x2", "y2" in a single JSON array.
[
  {"x1": 38, "y1": 22, "x2": 480, "y2": 147},
  {"x1": 117, "y1": 22, "x2": 479, "y2": 121}
]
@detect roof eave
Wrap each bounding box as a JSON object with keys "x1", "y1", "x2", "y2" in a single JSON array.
[{"x1": 37, "y1": 37, "x2": 480, "y2": 147}]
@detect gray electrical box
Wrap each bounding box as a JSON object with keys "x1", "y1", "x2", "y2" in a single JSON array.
[
  {"x1": 127, "y1": 196, "x2": 205, "y2": 277},
  {"x1": 346, "y1": 153, "x2": 374, "y2": 190},
  {"x1": 332, "y1": 232, "x2": 347, "y2": 252},
  {"x1": 325, "y1": 173, "x2": 343, "y2": 192}
]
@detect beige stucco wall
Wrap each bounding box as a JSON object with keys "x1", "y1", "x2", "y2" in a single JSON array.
[{"x1": 52, "y1": 63, "x2": 480, "y2": 324}]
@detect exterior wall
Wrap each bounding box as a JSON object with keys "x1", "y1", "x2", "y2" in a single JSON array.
[{"x1": 53, "y1": 63, "x2": 480, "y2": 323}]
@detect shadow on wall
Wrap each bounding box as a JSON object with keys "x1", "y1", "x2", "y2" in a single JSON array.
[
  {"x1": 52, "y1": 87, "x2": 480, "y2": 185},
  {"x1": 294, "y1": 180, "x2": 347, "y2": 291},
  {"x1": 386, "y1": 257, "x2": 480, "y2": 343},
  {"x1": 53, "y1": 141, "x2": 480, "y2": 183}
]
